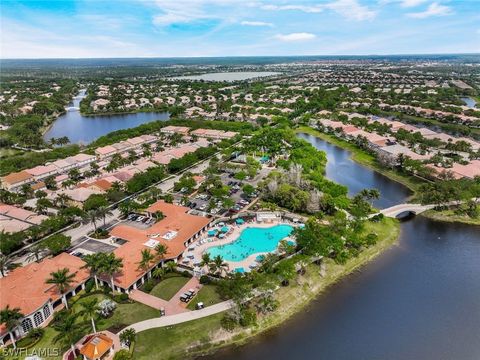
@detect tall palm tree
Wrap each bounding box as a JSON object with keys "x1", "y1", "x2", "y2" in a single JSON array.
[
  {"x1": 155, "y1": 243, "x2": 168, "y2": 260},
  {"x1": 81, "y1": 253, "x2": 104, "y2": 290},
  {"x1": 119, "y1": 328, "x2": 136, "y2": 348},
  {"x1": 211, "y1": 255, "x2": 229, "y2": 276},
  {"x1": 82, "y1": 209, "x2": 99, "y2": 232},
  {"x1": 26, "y1": 244, "x2": 44, "y2": 263},
  {"x1": 100, "y1": 253, "x2": 123, "y2": 294},
  {"x1": 52, "y1": 313, "x2": 79, "y2": 355},
  {"x1": 55, "y1": 193, "x2": 72, "y2": 208},
  {"x1": 165, "y1": 261, "x2": 176, "y2": 273},
  {"x1": 96, "y1": 206, "x2": 113, "y2": 227},
  {"x1": 152, "y1": 267, "x2": 166, "y2": 280},
  {"x1": 0, "y1": 306, "x2": 23, "y2": 349},
  {"x1": 45, "y1": 268, "x2": 76, "y2": 309},
  {"x1": 79, "y1": 298, "x2": 99, "y2": 333},
  {"x1": 200, "y1": 253, "x2": 212, "y2": 268},
  {"x1": 137, "y1": 249, "x2": 155, "y2": 273},
  {"x1": 0, "y1": 254, "x2": 15, "y2": 276}
]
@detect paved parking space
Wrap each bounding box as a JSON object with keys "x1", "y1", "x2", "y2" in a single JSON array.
[{"x1": 72, "y1": 239, "x2": 117, "y2": 254}]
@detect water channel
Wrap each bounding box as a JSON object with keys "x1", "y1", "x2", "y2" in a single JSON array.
[{"x1": 206, "y1": 133, "x2": 480, "y2": 360}]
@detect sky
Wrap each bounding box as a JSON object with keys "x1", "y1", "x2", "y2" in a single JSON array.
[{"x1": 1, "y1": 0, "x2": 479, "y2": 59}]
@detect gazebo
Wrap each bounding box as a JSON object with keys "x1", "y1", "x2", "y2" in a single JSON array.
[{"x1": 79, "y1": 333, "x2": 114, "y2": 360}]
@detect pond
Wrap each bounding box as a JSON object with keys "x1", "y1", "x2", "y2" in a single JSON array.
[
  {"x1": 171, "y1": 71, "x2": 281, "y2": 82},
  {"x1": 43, "y1": 90, "x2": 169, "y2": 144}
]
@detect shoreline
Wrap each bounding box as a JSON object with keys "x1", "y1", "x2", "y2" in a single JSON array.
[
  {"x1": 295, "y1": 126, "x2": 478, "y2": 226},
  {"x1": 134, "y1": 218, "x2": 401, "y2": 359}
]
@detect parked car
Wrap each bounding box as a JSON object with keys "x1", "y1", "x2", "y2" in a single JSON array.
[
  {"x1": 180, "y1": 294, "x2": 190, "y2": 303},
  {"x1": 195, "y1": 302, "x2": 205, "y2": 310}
]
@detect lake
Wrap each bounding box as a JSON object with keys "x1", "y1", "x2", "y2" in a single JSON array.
[
  {"x1": 171, "y1": 71, "x2": 281, "y2": 82},
  {"x1": 205, "y1": 134, "x2": 480, "y2": 360},
  {"x1": 44, "y1": 90, "x2": 169, "y2": 144}
]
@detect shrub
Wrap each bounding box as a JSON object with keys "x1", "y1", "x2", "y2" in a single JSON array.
[
  {"x1": 143, "y1": 280, "x2": 155, "y2": 293},
  {"x1": 84, "y1": 279, "x2": 95, "y2": 293},
  {"x1": 113, "y1": 349, "x2": 132, "y2": 360},
  {"x1": 27, "y1": 328, "x2": 44, "y2": 340},
  {"x1": 239, "y1": 307, "x2": 257, "y2": 327},
  {"x1": 199, "y1": 275, "x2": 211, "y2": 285},
  {"x1": 182, "y1": 270, "x2": 191, "y2": 277},
  {"x1": 114, "y1": 293, "x2": 129, "y2": 303},
  {"x1": 220, "y1": 314, "x2": 237, "y2": 332}
]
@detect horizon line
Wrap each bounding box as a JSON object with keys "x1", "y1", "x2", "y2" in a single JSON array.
[{"x1": 1, "y1": 52, "x2": 480, "y2": 61}]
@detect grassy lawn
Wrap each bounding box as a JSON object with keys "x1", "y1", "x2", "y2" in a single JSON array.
[
  {"x1": 150, "y1": 275, "x2": 190, "y2": 301},
  {"x1": 187, "y1": 285, "x2": 223, "y2": 310},
  {"x1": 422, "y1": 209, "x2": 480, "y2": 226},
  {"x1": 134, "y1": 313, "x2": 224, "y2": 360},
  {"x1": 5, "y1": 293, "x2": 159, "y2": 360},
  {"x1": 296, "y1": 126, "x2": 424, "y2": 195}
]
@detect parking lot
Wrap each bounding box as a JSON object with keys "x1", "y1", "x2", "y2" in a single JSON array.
[
  {"x1": 70, "y1": 238, "x2": 118, "y2": 258},
  {"x1": 123, "y1": 213, "x2": 157, "y2": 228}
]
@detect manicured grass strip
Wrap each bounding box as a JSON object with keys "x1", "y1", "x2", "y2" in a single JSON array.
[
  {"x1": 187, "y1": 285, "x2": 223, "y2": 310},
  {"x1": 150, "y1": 276, "x2": 190, "y2": 301},
  {"x1": 134, "y1": 313, "x2": 224, "y2": 360}
]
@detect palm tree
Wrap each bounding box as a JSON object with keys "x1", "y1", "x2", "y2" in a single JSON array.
[
  {"x1": 96, "y1": 206, "x2": 113, "y2": 227},
  {"x1": 153, "y1": 210, "x2": 165, "y2": 221},
  {"x1": 100, "y1": 253, "x2": 123, "y2": 294},
  {"x1": 0, "y1": 254, "x2": 15, "y2": 276},
  {"x1": 45, "y1": 268, "x2": 76, "y2": 309},
  {"x1": 119, "y1": 328, "x2": 136, "y2": 348},
  {"x1": 211, "y1": 255, "x2": 229, "y2": 276},
  {"x1": 137, "y1": 249, "x2": 155, "y2": 273},
  {"x1": 155, "y1": 243, "x2": 168, "y2": 260},
  {"x1": 81, "y1": 253, "x2": 104, "y2": 290},
  {"x1": 55, "y1": 193, "x2": 72, "y2": 208},
  {"x1": 82, "y1": 209, "x2": 99, "y2": 232},
  {"x1": 52, "y1": 313, "x2": 79, "y2": 355},
  {"x1": 79, "y1": 298, "x2": 99, "y2": 333},
  {"x1": 0, "y1": 306, "x2": 23, "y2": 349},
  {"x1": 26, "y1": 244, "x2": 44, "y2": 263},
  {"x1": 152, "y1": 267, "x2": 166, "y2": 280},
  {"x1": 200, "y1": 253, "x2": 212, "y2": 268},
  {"x1": 165, "y1": 261, "x2": 176, "y2": 273}
]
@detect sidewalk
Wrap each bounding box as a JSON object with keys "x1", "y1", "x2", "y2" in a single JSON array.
[{"x1": 124, "y1": 300, "x2": 234, "y2": 333}]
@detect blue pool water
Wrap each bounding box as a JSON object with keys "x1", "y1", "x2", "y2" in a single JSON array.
[{"x1": 207, "y1": 224, "x2": 294, "y2": 262}]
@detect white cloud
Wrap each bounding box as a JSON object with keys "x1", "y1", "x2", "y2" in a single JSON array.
[
  {"x1": 274, "y1": 32, "x2": 316, "y2": 41},
  {"x1": 240, "y1": 20, "x2": 273, "y2": 27},
  {"x1": 261, "y1": 4, "x2": 323, "y2": 13},
  {"x1": 407, "y1": 2, "x2": 453, "y2": 18},
  {"x1": 260, "y1": 0, "x2": 375, "y2": 21},
  {"x1": 325, "y1": 0, "x2": 376, "y2": 21},
  {"x1": 152, "y1": 0, "x2": 237, "y2": 26},
  {"x1": 399, "y1": 0, "x2": 428, "y2": 7}
]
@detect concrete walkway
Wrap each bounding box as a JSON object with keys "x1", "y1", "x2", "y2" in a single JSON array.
[{"x1": 123, "y1": 300, "x2": 234, "y2": 333}]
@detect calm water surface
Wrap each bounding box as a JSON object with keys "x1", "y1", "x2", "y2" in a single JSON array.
[
  {"x1": 172, "y1": 71, "x2": 280, "y2": 82},
  {"x1": 297, "y1": 132, "x2": 411, "y2": 209},
  {"x1": 205, "y1": 134, "x2": 480, "y2": 360},
  {"x1": 44, "y1": 90, "x2": 169, "y2": 144}
]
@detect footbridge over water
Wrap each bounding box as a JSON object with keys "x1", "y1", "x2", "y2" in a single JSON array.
[{"x1": 373, "y1": 203, "x2": 435, "y2": 219}]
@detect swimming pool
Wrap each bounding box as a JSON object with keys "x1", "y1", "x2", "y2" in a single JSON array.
[{"x1": 207, "y1": 224, "x2": 294, "y2": 262}]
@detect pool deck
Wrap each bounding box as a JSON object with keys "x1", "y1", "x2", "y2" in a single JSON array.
[{"x1": 189, "y1": 221, "x2": 294, "y2": 273}]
